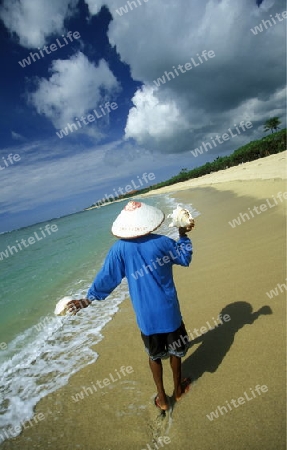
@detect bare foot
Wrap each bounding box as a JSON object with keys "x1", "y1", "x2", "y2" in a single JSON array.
[
  {"x1": 174, "y1": 378, "x2": 191, "y2": 401},
  {"x1": 154, "y1": 394, "x2": 169, "y2": 411}
]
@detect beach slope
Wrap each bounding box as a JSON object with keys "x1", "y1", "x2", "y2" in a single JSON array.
[{"x1": 1, "y1": 152, "x2": 286, "y2": 450}]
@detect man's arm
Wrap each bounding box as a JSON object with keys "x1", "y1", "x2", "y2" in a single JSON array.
[
  {"x1": 67, "y1": 245, "x2": 125, "y2": 314},
  {"x1": 172, "y1": 225, "x2": 194, "y2": 267}
]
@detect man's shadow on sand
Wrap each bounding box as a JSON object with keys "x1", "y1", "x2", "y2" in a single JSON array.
[
  {"x1": 182, "y1": 301, "x2": 272, "y2": 383},
  {"x1": 157, "y1": 301, "x2": 272, "y2": 419}
]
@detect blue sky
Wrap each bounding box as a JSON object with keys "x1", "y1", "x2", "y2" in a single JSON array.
[{"x1": 0, "y1": 0, "x2": 285, "y2": 232}]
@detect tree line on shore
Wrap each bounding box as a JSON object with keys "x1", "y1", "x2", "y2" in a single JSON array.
[
  {"x1": 158, "y1": 128, "x2": 286, "y2": 188},
  {"x1": 88, "y1": 127, "x2": 286, "y2": 208}
]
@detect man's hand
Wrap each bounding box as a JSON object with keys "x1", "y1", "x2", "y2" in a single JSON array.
[
  {"x1": 179, "y1": 220, "x2": 195, "y2": 236},
  {"x1": 67, "y1": 299, "x2": 91, "y2": 315}
]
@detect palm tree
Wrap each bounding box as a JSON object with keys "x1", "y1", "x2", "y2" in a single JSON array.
[{"x1": 264, "y1": 117, "x2": 281, "y2": 134}]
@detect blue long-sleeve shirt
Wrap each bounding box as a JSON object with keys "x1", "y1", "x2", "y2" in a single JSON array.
[{"x1": 87, "y1": 233, "x2": 193, "y2": 335}]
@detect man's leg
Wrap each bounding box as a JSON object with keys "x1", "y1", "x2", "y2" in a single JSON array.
[
  {"x1": 170, "y1": 355, "x2": 190, "y2": 401},
  {"x1": 149, "y1": 358, "x2": 169, "y2": 410},
  {"x1": 170, "y1": 355, "x2": 182, "y2": 400}
]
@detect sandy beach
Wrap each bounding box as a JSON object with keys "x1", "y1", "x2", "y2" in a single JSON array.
[
  {"x1": 1, "y1": 151, "x2": 286, "y2": 450},
  {"x1": 141, "y1": 150, "x2": 287, "y2": 196}
]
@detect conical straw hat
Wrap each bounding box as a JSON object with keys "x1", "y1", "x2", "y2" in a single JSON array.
[{"x1": 111, "y1": 201, "x2": 165, "y2": 239}]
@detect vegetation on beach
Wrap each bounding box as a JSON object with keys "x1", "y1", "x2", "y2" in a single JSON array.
[
  {"x1": 153, "y1": 128, "x2": 286, "y2": 190},
  {"x1": 264, "y1": 117, "x2": 281, "y2": 134},
  {"x1": 87, "y1": 128, "x2": 286, "y2": 208}
]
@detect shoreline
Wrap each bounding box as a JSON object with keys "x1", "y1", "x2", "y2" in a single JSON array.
[
  {"x1": 85, "y1": 151, "x2": 287, "y2": 211},
  {"x1": 1, "y1": 152, "x2": 286, "y2": 450},
  {"x1": 139, "y1": 151, "x2": 287, "y2": 197},
  {"x1": 83, "y1": 150, "x2": 287, "y2": 211}
]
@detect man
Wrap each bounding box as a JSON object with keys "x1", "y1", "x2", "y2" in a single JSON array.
[{"x1": 68, "y1": 201, "x2": 194, "y2": 411}]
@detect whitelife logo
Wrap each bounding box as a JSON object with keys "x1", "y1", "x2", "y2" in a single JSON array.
[
  {"x1": 0, "y1": 409, "x2": 53, "y2": 444},
  {"x1": 266, "y1": 279, "x2": 287, "y2": 299},
  {"x1": 115, "y1": 0, "x2": 150, "y2": 17},
  {"x1": 33, "y1": 314, "x2": 55, "y2": 332},
  {"x1": 206, "y1": 384, "x2": 268, "y2": 421},
  {"x1": 190, "y1": 121, "x2": 253, "y2": 158},
  {"x1": 0, "y1": 224, "x2": 58, "y2": 261},
  {"x1": 168, "y1": 313, "x2": 231, "y2": 353},
  {"x1": 18, "y1": 31, "x2": 81, "y2": 68},
  {"x1": 250, "y1": 10, "x2": 287, "y2": 35},
  {"x1": 131, "y1": 241, "x2": 192, "y2": 280},
  {"x1": 94, "y1": 172, "x2": 155, "y2": 207},
  {"x1": 0, "y1": 153, "x2": 21, "y2": 171},
  {"x1": 56, "y1": 102, "x2": 118, "y2": 139},
  {"x1": 0, "y1": 342, "x2": 7, "y2": 351},
  {"x1": 228, "y1": 192, "x2": 287, "y2": 228},
  {"x1": 153, "y1": 50, "x2": 215, "y2": 88},
  {"x1": 71, "y1": 365, "x2": 134, "y2": 402},
  {"x1": 141, "y1": 436, "x2": 171, "y2": 450}
]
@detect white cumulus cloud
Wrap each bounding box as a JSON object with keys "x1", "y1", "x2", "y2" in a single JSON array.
[
  {"x1": 125, "y1": 86, "x2": 189, "y2": 143},
  {"x1": 0, "y1": 0, "x2": 79, "y2": 48},
  {"x1": 28, "y1": 52, "x2": 120, "y2": 130},
  {"x1": 85, "y1": 0, "x2": 286, "y2": 153}
]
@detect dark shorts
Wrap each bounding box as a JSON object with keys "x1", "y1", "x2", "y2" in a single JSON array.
[{"x1": 141, "y1": 322, "x2": 189, "y2": 360}]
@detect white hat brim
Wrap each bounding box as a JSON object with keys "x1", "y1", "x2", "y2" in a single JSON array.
[{"x1": 111, "y1": 201, "x2": 165, "y2": 239}]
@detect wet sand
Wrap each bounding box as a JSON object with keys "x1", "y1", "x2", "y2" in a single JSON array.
[{"x1": 1, "y1": 152, "x2": 286, "y2": 450}]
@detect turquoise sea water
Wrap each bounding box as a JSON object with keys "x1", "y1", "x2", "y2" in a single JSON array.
[{"x1": 0, "y1": 194, "x2": 199, "y2": 443}]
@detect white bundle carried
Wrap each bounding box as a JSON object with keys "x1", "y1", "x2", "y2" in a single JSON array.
[
  {"x1": 54, "y1": 296, "x2": 73, "y2": 316},
  {"x1": 167, "y1": 205, "x2": 195, "y2": 229}
]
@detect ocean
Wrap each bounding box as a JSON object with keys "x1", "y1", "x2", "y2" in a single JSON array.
[{"x1": 0, "y1": 194, "x2": 199, "y2": 443}]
